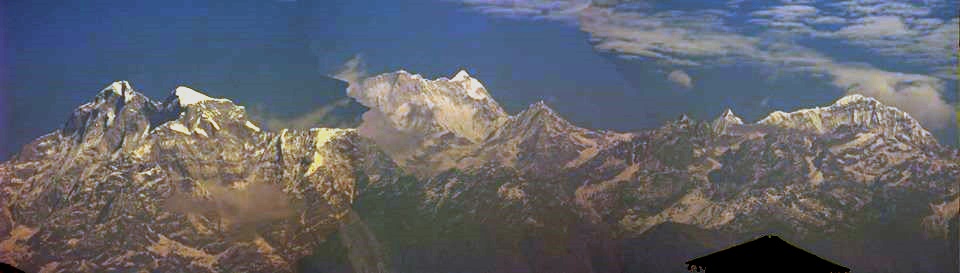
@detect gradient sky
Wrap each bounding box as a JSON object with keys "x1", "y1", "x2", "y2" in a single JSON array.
[{"x1": 1, "y1": 0, "x2": 957, "y2": 159}]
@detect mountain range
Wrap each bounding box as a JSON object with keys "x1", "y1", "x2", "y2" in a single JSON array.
[{"x1": 1, "y1": 71, "x2": 957, "y2": 273}]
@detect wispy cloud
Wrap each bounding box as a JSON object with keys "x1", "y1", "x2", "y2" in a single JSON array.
[
  {"x1": 836, "y1": 16, "x2": 911, "y2": 38},
  {"x1": 809, "y1": 16, "x2": 847, "y2": 25},
  {"x1": 333, "y1": 54, "x2": 368, "y2": 97},
  {"x1": 456, "y1": 0, "x2": 957, "y2": 129},
  {"x1": 829, "y1": 0, "x2": 932, "y2": 17},
  {"x1": 165, "y1": 182, "x2": 298, "y2": 234},
  {"x1": 264, "y1": 98, "x2": 361, "y2": 129},
  {"x1": 826, "y1": 17, "x2": 958, "y2": 79},
  {"x1": 579, "y1": 8, "x2": 758, "y2": 66},
  {"x1": 751, "y1": 5, "x2": 818, "y2": 21}
]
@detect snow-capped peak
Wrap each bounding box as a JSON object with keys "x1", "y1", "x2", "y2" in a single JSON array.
[
  {"x1": 529, "y1": 100, "x2": 552, "y2": 111},
  {"x1": 833, "y1": 94, "x2": 876, "y2": 107},
  {"x1": 451, "y1": 70, "x2": 471, "y2": 82},
  {"x1": 348, "y1": 69, "x2": 509, "y2": 144},
  {"x1": 101, "y1": 81, "x2": 131, "y2": 96},
  {"x1": 448, "y1": 70, "x2": 488, "y2": 100},
  {"x1": 173, "y1": 86, "x2": 229, "y2": 107},
  {"x1": 112, "y1": 81, "x2": 129, "y2": 94},
  {"x1": 96, "y1": 81, "x2": 139, "y2": 103},
  {"x1": 756, "y1": 94, "x2": 935, "y2": 146}
]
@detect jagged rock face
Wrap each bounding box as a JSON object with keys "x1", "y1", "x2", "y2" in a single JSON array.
[{"x1": 0, "y1": 82, "x2": 397, "y2": 272}]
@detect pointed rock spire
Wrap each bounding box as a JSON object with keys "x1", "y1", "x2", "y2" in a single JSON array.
[{"x1": 713, "y1": 108, "x2": 744, "y2": 135}]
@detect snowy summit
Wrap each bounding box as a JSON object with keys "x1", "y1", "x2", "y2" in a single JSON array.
[
  {"x1": 449, "y1": 70, "x2": 488, "y2": 100},
  {"x1": 173, "y1": 86, "x2": 229, "y2": 107}
]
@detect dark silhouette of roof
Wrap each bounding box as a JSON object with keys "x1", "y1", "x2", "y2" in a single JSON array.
[
  {"x1": 685, "y1": 235, "x2": 850, "y2": 273},
  {"x1": 0, "y1": 262, "x2": 26, "y2": 273}
]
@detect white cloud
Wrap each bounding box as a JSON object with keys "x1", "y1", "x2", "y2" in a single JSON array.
[
  {"x1": 754, "y1": 20, "x2": 816, "y2": 34},
  {"x1": 827, "y1": 17, "x2": 958, "y2": 78},
  {"x1": 828, "y1": 65, "x2": 953, "y2": 128},
  {"x1": 909, "y1": 19, "x2": 960, "y2": 80},
  {"x1": 747, "y1": 4, "x2": 824, "y2": 33},
  {"x1": 836, "y1": 16, "x2": 911, "y2": 38},
  {"x1": 579, "y1": 8, "x2": 761, "y2": 66},
  {"x1": 464, "y1": 0, "x2": 591, "y2": 16},
  {"x1": 750, "y1": 5, "x2": 818, "y2": 20},
  {"x1": 831, "y1": 1, "x2": 931, "y2": 17},
  {"x1": 265, "y1": 99, "x2": 356, "y2": 129},
  {"x1": 809, "y1": 16, "x2": 847, "y2": 25},
  {"x1": 668, "y1": 69, "x2": 693, "y2": 89},
  {"x1": 726, "y1": 0, "x2": 745, "y2": 9},
  {"x1": 909, "y1": 18, "x2": 944, "y2": 30}
]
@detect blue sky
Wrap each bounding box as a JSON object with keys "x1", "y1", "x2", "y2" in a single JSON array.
[{"x1": 1, "y1": 0, "x2": 957, "y2": 158}]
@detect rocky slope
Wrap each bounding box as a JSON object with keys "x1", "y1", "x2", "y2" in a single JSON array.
[
  {"x1": 1, "y1": 72, "x2": 958, "y2": 273},
  {"x1": 0, "y1": 82, "x2": 397, "y2": 272}
]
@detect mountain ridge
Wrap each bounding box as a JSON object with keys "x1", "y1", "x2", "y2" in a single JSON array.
[
  {"x1": 347, "y1": 70, "x2": 943, "y2": 178},
  {"x1": 1, "y1": 74, "x2": 957, "y2": 273}
]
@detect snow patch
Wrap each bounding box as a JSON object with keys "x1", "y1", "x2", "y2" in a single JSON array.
[
  {"x1": 102, "y1": 81, "x2": 133, "y2": 100},
  {"x1": 194, "y1": 127, "x2": 209, "y2": 137},
  {"x1": 245, "y1": 121, "x2": 261, "y2": 132},
  {"x1": 757, "y1": 111, "x2": 789, "y2": 125},
  {"x1": 174, "y1": 86, "x2": 229, "y2": 107},
  {"x1": 203, "y1": 115, "x2": 221, "y2": 131},
  {"x1": 305, "y1": 128, "x2": 352, "y2": 176},
  {"x1": 108, "y1": 81, "x2": 125, "y2": 95},
  {"x1": 168, "y1": 122, "x2": 191, "y2": 135},
  {"x1": 106, "y1": 109, "x2": 116, "y2": 127}
]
